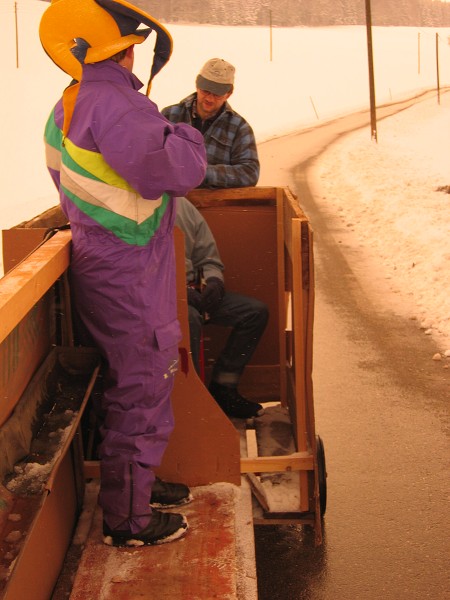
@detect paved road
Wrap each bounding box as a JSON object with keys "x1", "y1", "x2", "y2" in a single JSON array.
[{"x1": 254, "y1": 92, "x2": 450, "y2": 600}]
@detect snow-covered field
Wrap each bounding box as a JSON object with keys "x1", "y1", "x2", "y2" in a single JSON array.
[{"x1": 310, "y1": 92, "x2": 450, "y2": 355}]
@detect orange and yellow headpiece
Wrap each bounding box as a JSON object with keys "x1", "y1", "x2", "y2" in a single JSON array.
[{"x1": 39, "y1": 0, "x2": 172, "y2": 134}]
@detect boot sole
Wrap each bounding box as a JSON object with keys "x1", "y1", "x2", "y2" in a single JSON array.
[{"x1": 103, "y1": 517, "x2": 188, "y2": 547}]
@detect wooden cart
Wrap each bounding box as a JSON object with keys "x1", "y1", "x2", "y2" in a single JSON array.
[{"x1": 0, "y1": 186, "x2": 326, "y2": 599}]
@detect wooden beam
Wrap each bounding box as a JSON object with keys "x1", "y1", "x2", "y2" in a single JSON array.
[
  {"x1": 0, "y1": 231, "x2": 71, "y2": 344},
  {"x1": 253, "y1": 515, "x2": 315, "y2": 526},
  {"x1": 187, "y1": 186, "x2": 277, "y2": 203},
  {"x1": 240, "y1": 453, "x2": 314, "y2": 473},
  {"x1": 246, "y1": 473, "x2": 270, "y2": 512},
  {"x1": 85, "y1": 453, "x2": 315, "y2": 480}
]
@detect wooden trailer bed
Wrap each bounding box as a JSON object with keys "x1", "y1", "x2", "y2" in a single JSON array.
[{"x1": 0, "y1": 186, "x2": 324, "y2": 599}]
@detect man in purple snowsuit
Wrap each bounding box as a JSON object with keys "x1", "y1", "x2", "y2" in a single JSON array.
[{"x1": 40, "y1": 0, "x2": 207, "y2": 546}]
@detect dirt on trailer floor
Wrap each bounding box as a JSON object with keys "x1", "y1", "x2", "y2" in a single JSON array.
[{"x1": 53, "y1": 481, "x2": 257, "y2": 600}]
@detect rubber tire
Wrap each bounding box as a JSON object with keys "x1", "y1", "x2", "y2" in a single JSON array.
[{"x1": 316, "y1": 435, "x2": 327, "y2": 517}]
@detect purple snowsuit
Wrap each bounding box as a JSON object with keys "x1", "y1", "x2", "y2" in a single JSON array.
[{"x1": 44, "y1": 60, "x2": 206, "y2": 532}]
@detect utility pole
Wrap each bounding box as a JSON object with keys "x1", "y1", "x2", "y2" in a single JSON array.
[
  {"x1": 418, "y1": 32, "x2": 420, "y2": 74},
  {"x1": 15, "y1": 1, "x2": 19, "y2": 68},
  {"x1": 269, "y1": 9, "x2": 273, "y2": 62},
  {"x1": 365, "y1": 0, "x2": 377, "y2": 142},
  {"x1": 436, "y1": 32, "x2": 440, "y2": 105}
]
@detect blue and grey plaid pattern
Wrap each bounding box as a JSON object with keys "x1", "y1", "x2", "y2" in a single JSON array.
[{"x1": 162, "y1": 93, "x2": 260, "y2": 189}]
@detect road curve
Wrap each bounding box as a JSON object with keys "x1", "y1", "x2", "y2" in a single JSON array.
[{"x1": 255, "y1": 91, "x2": 450, "y2": 600}]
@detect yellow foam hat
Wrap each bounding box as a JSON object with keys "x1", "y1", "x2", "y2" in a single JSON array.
[
  {"x1": 40, "y1": 0, "x2": 172, "y2": 85},
  {"x1": 40, "y1": 0, "x2": 172, "y2": 134}
]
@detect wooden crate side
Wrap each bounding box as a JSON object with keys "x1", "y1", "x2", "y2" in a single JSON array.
[
  {"x1": 187, "y1": 186, "x2": 277, "y2": 205},
  {"x1": 0, "y1": 231, "x2": 71, "y2": 426},
  {"x1": 0, "y1": 231, "x2": 71, "y2": 345},
  {"x1": 278, "y1": 190, "x2": 320, "y2": 525},
  {"x1": 0, "y1": 295, "x2": 54, "y2": 428},
  {"x1": 0, "y1": 347, "x2": 100, "y2": 600},
  {"x1": 188, "y1": 198, "x2": 281, "y2": 398},
  {"x1": 2, "y1": 229, "x2": 48, "y2": 275},
  {"x1": 156, "y1": 228, "x2": 241, "y2": 485},
  {"x1": 1, "y1": 205, "x2": 67, "y2": 274},
  {"x1": 277, "y1": 188, "x2": 288, "y2": 407}
]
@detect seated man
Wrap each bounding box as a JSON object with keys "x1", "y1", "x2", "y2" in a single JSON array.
[
  {"x1": 163, "y1": 57, "x2": 260, "y2": 189},
  {"x1": 176, "y1": 197, "x2": 268, "y2": 419}
]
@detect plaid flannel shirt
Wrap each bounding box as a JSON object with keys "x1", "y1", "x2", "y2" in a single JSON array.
[{"x1": 162, "y1": 93, "x2": 260, "y2": 189}]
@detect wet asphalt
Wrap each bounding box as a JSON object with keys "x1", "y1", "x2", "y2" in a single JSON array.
[{"x1": 254, "y1": 92, "x2": 450, "y2": 600}]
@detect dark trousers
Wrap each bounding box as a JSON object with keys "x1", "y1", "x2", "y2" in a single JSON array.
[{"x1": 188, "y1": 291, "x2": 269, "y2": 385}]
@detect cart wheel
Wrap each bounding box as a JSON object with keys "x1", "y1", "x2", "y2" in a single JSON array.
[{"x1": 316, "y1": 435, "x2": 327, "y2": 517}]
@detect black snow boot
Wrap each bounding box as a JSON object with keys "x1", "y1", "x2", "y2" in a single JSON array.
[
  {"x1": 209, "y1": 381, "x2": 264, "y2": 419},
  {"x1": 103, "y1": 510, "x2": 188, "y2": 547},
  {"x1": 150, "y1": 477, "x2": 193, "y2": 508}
]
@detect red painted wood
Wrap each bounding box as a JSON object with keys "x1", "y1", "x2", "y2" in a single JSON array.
[{"x1": 70, "y1": 485, "x2": 239, "y2": 599}]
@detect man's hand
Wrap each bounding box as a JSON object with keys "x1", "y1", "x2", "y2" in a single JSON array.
[
  {"x1": 200, "y1": 277, "x2": 225, "y2": 315},
  {"x1": 187, "y1": 286, "x2": 202, "y2": 311}
]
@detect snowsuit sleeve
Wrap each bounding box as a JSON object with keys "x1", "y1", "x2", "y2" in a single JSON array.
[{"x1": 97, "y1": 107, "x2": 207, "y2": 200}]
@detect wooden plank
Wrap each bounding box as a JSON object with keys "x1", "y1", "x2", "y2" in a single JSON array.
[
  {"x1": 156, "y1": 230, "x2": 241, "y2": 486},
  {"x1": 1, "y1": 228, "x2": 48, "y2": 275},
  {"x1": 246, "y1": 473, "x2": 270, "y2": 512},
  {"x1": 0, "y1": 293, "x2": 54, "y2": 427},
  {"x1": 194, "y1": 203, "x2": 280, "y2": 383},
  {"x1": 0, "y1": 348, "x2": 100, "y2": 600},
  {"x1": 303, "y1": 224, "x2": 323, "y2": 544},
  {"x1": 8, "y1": 205, "x2": 66, "y2": 229},
  {"x1": 253, "y1": 515, "x2": 315, "y2": 526},
  {"x1": 0, "y1": 226, "x2": 73, "y2": 425},
  {"x1": 240, "y1": 454, "x2": 314, "y2": 473},
  {"x1": 84, "y1": 453, "x2": 314, "y2": 481},
  {"x1": 0, "y1": 231, "x2": 71, "y2": 345},
  {"x1": 69, "y1": 483, "x2": 249, "y2": 600},
  {"x1": 277, "y1": 189, "x2": 288, "y2": 407},
  {"x1": 291, "y1": 218, "x2": 308, "y2": 452},
  {"x1": 187, "y1": 186, "x2": 277, "y2": 206},
  {"x1": 291, "y1": 218, "x2": 312, "y2": 513}
]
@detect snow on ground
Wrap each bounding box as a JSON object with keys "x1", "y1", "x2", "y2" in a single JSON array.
[{"x1": 309, "y1": 91, "x2": 450, "y2": 356}]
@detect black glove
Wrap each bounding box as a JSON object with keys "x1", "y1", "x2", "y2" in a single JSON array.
[
  {"x1": 200, "y1": 277, "x2": 225, "y2": 315},
  {"x1": 187, "y1": 286, "x2": 202, "y2": 311}
]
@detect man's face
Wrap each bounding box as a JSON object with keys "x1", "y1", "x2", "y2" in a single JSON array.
[{"x1": 196, "y1": 87, "x2": 232, "y2": 120}]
